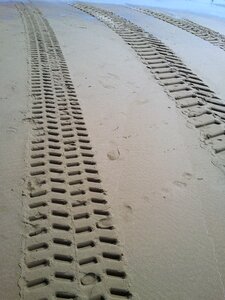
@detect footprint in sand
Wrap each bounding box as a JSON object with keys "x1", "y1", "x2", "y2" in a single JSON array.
[
  {"x1": 182, "y1": 172, "x2": 192, "y2": 180},
  {"x1": 173, "y1": 172, "x2": 193, "y2": 188},
  {"x1": 107, "y1": 148, "x2": 120, "y2": 161},
  {"x1": 124, "y1": 204, "x2": 132, "y2": 212},
  {"x1": 7, "y1": 126, "x2": 17, "y2": 134},
  {"x1": 121, "y1": 204, "x2": 133, "y2": 222},
  {"x1": 173, "y1": 181, "x2": 187, "y2": 188}
]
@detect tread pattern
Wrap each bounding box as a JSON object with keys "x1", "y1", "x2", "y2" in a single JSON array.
[
  {"x1": 16, "y1": 3, "x2": 133, "y2": 299},
  {"x1": 130, "y1": 6, "x2": 225, "y2": 51},
  {"x1": 75, "y1": 4, "x2": 225, "y2": 171}
]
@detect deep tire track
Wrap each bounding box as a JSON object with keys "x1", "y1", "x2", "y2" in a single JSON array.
[
  {"x1": 74, "y1": 4, "x2": 225, "y2": 173},
  {"x1": 130, "y1": 6, "x2": 225, "y2": 51},
  {"x1": 16, "y1": 3, "x2": 133, "y2": 300}
]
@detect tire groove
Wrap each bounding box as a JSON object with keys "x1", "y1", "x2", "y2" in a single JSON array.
[
  {"x1": 130, "y1": 6, "x2": 225, "y2": 52},
  {"x1": 16, "y1": 3, "x2": 133, "y2": 299},
  {"x1": 74, "y1": 3, "x2": 225, "y2": 172}
]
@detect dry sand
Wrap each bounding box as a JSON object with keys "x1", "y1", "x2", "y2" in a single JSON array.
[
  {"x1": 1, "y1": 1, "x2": 225, "y2": 299},
  {"x1": 0, "y1": 3, "x2": 27, "y2": 299},
  {"x1": 97, "y1": 4, "x2": 225, "y2": 101}
]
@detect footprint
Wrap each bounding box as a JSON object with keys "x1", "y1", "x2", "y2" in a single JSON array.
[
  {"x1": 121, "y1": 204, "x2": 133, "y2": 222},
  {"x1": 99, "y1": 80, "x2": 115, "y2": 89},
  {"x1": 173, "y1": 181, "x2": 187, "y2": 188},
  {"x1": 96, "y1": 217, "x2": 113, "y2": 230},
  {"x1": 107, "y1": 148, "x2": 120, "y2": 161},
  {"x1": 107, "y1": 72, "x2": 119, "y2": 80},
  {"x1": 7, "y1": 126, "x2": 17, "y2": 134},
  {"x1": 182, "y1": 172, "x2": 192, "y2": 180},
  {"x1": 124, "y1": 204, "x2": 132, "y2": 212},
  {"x1": 81, "y1": 273, "x2": 99, "y2": 286}
]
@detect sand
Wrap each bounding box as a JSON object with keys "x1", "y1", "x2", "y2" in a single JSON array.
[
  {"x1": 1, "y1": 1, "x2": 225, "y2": 299},
  {"x1": 0, "y1": 3, "x2": 27, "y2": 299}
]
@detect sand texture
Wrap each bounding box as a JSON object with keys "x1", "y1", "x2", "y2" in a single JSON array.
[{"x1": 1, "y1": 1, "x2": 225, "y2": 299}]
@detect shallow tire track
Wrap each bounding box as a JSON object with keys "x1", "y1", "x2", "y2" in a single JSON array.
[
  {"x1": 16, "y1": 3, "x2": 133, "y2": 300},
  {"x1": 129, "y1": 6, "x2": 225, "y2": 52},
  {"x1": 74, "y1": 4, "x2": 225, "y2": 172}
]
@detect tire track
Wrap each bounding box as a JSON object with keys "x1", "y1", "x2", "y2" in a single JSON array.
[
  {"x1": 16, "y1": 3, "x2": 133, "y2": 300},
  {"x1": 129, "y1": 6, "x2": 225, "y2": 51},
  {"x1": 74, "y1": 4, "x2": 225, "y2": 172}
]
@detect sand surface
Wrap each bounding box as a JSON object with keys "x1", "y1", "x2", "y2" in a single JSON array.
[
  {"x1": 96, "y1": 4, "x2": 225, "y2": 101},
  {"x1": 1, "y1": 1, "x2": 225, "y2": 299},
  {"x1": 0, "y1": 3, "x2": 27, "y2": 299}
]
